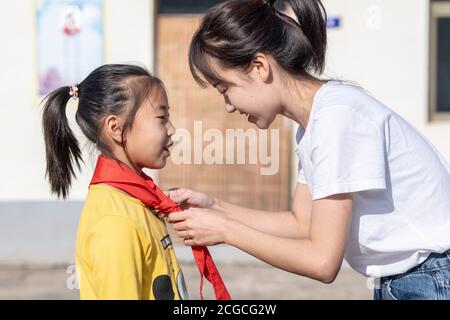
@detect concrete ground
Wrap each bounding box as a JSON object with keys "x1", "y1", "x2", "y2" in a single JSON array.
[{"x1": 0, "y1": 261, "x2": 373, "y2": 300}]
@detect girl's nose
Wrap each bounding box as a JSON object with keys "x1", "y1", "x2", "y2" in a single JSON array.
[{"x1": 167, "y1": 120, "x2": 176, "y2": 136}]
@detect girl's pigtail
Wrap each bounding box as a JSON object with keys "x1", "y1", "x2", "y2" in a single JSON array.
[{"x1": 42, "y1": 86, "x2": 83, "y2": 199}]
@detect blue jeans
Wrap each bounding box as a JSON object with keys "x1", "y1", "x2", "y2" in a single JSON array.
[{"x1": 374, "y1": 249, "x2": 450, "y2": 300}]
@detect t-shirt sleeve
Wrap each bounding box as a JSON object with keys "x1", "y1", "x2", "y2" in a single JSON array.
[
  {"x1": 84, "y1": 216, "x2": 146, "y2": 299},
  {"x1": 309, "y1": 106, "x2": 387, "y2": 200}
]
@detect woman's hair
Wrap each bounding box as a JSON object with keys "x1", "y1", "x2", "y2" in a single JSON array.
[
  {"x1": 42, "y1": 64, "x2": 163, "y2": 199},
  {"x1": 189, "y1": 0, "x2": 327, "y2": 87}
]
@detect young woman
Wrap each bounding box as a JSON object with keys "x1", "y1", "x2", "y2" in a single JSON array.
[{"x1": 165, "y1": 0, "x2": 450, "y2": 300}]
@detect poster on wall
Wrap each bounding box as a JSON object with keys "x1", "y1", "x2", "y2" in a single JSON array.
[{"x1": 36, "y1": 0, "x2": 104, "y2": 97}]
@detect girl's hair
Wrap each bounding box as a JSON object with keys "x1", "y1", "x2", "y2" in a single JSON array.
[
  {"x1": 189, "y1": 0, "x2": 327, "y2": 87},
  {"x1": 42, "y1": 64, "x2": 163, "y2": 199}
]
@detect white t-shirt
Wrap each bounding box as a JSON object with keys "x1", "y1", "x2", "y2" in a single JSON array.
[{"x1": 295, "y1": 80, "x2": 450, "y2": 278}]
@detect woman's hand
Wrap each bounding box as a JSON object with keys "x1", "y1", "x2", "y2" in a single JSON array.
[
  {"x1": 166, "y1": 207, "x2": 229, "y2": 246},
  {"x1": 158, "y1": 188, "x2": 220, "y2": 220},
  {"x1": 164, "y1": 188, "x2": 216, "y2": 209}
]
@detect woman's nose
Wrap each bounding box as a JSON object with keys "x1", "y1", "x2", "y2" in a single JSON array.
[
  {"x1": 224, "y1": 95, "x2": 236, "y2": 113},
  {"x1": 225, "y1": 102, "x2": 236, "y2": 113}
]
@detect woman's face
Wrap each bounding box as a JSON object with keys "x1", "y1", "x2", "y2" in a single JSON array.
[
  {"x1": 125, "y1": 86, "x2": 176, "y2": 170},
  {"x1": 207, "y1": 56, "x2": 281, "y2": 129}
]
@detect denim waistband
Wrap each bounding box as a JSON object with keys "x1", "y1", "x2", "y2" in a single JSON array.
[{"x1": 383, "y1": 249, "x2": 450, "y2": 281}]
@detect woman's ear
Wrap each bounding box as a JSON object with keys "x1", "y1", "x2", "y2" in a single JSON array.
[
  {"x1": 104, "y1": 115, "x2": 124, "y2": 144},
  {"x1": 251, "y1": 53, "x2": 271, "y2": 83}
]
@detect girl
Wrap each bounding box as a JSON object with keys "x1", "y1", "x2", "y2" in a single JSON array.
[
  {"x1": 166, "y1": 0, "x2": 450, "y2": 300},
  {"x1": 42, "y1": 64, "x2": 196, "y2": 300}
]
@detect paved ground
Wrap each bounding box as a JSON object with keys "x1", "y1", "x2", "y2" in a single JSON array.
[
  {"x1": 0, "y1": 206, "x2": 374, "y2": 300},
  {"x1": 0, "y1": 262, "x2": 373, "y2": 300}
]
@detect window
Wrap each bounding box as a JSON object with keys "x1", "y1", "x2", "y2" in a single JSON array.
[
  {"x1": 157, "y1": 0, "x2": 286, "y2": 14},
  {"x1": 430, "y1": 0, "x2": 450, "y2": 120},
  {"x1": 157, "y1": 0, "x2": 224, "y2": 14}
]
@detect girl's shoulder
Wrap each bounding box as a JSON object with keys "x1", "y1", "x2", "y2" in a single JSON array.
[
  {"x1": 80, "y1": 184, "x2": 161, "y2": 232},
  {"x1": 86, "y1": 183, "x2": 145, "y2": 207},
  {"x1": 77, "y1": 184, "x2": 169, "y2": 248}
]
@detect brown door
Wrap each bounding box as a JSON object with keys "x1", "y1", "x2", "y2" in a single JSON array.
[{"x1": 156, "y1": 15, "x2": 292, "y2": 212}]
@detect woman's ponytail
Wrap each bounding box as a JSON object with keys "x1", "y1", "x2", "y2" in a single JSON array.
[
  {"x1": 42, "y1": 86, "x2": 83, "y2": 199},
  {"x1": 189, "y1": 0, "x2": 328, "y2": 86},
  {"x1": 286, "y1": 0, "x2": 327, "y2": 74}
]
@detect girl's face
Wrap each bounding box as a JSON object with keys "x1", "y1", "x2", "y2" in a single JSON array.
[
  {"x1": 125, "y1": 86, "x2": 176, "y2": 170},
  {"x1": 208, "y1": 56, "x2": 281, "y2": 129}
]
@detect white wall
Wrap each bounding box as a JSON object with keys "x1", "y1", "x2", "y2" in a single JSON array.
[{"x1": 0, "y1": 0, "x2": 155, "y2": 201}]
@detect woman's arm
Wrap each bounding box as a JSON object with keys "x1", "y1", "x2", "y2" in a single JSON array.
[
  {"x1": 167, "y1": 193, "x2": 352, "y2": 283},
  {"x1": 214, "y1": 183, "x2": 312, "y2": 239},
  {"x1": 165, "y1": 183, "x2": 313, "y2": 239}
]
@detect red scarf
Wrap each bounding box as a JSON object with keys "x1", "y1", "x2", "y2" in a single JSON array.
[{"x1": 89, "y1": 155, "x2": 231, "y2": 300}]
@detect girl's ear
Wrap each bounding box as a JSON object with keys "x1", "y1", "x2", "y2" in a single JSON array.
[
  {"x1": 251, "y1": 53, "x2": 271, "y2": 83},
  {"x1": 104, "y1": 115, "x2": 124, "y2": 144}
]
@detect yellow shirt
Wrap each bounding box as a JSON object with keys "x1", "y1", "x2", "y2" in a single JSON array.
[{"x1": 75, "y1": 184, "x2": 189, "y2": 300}]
